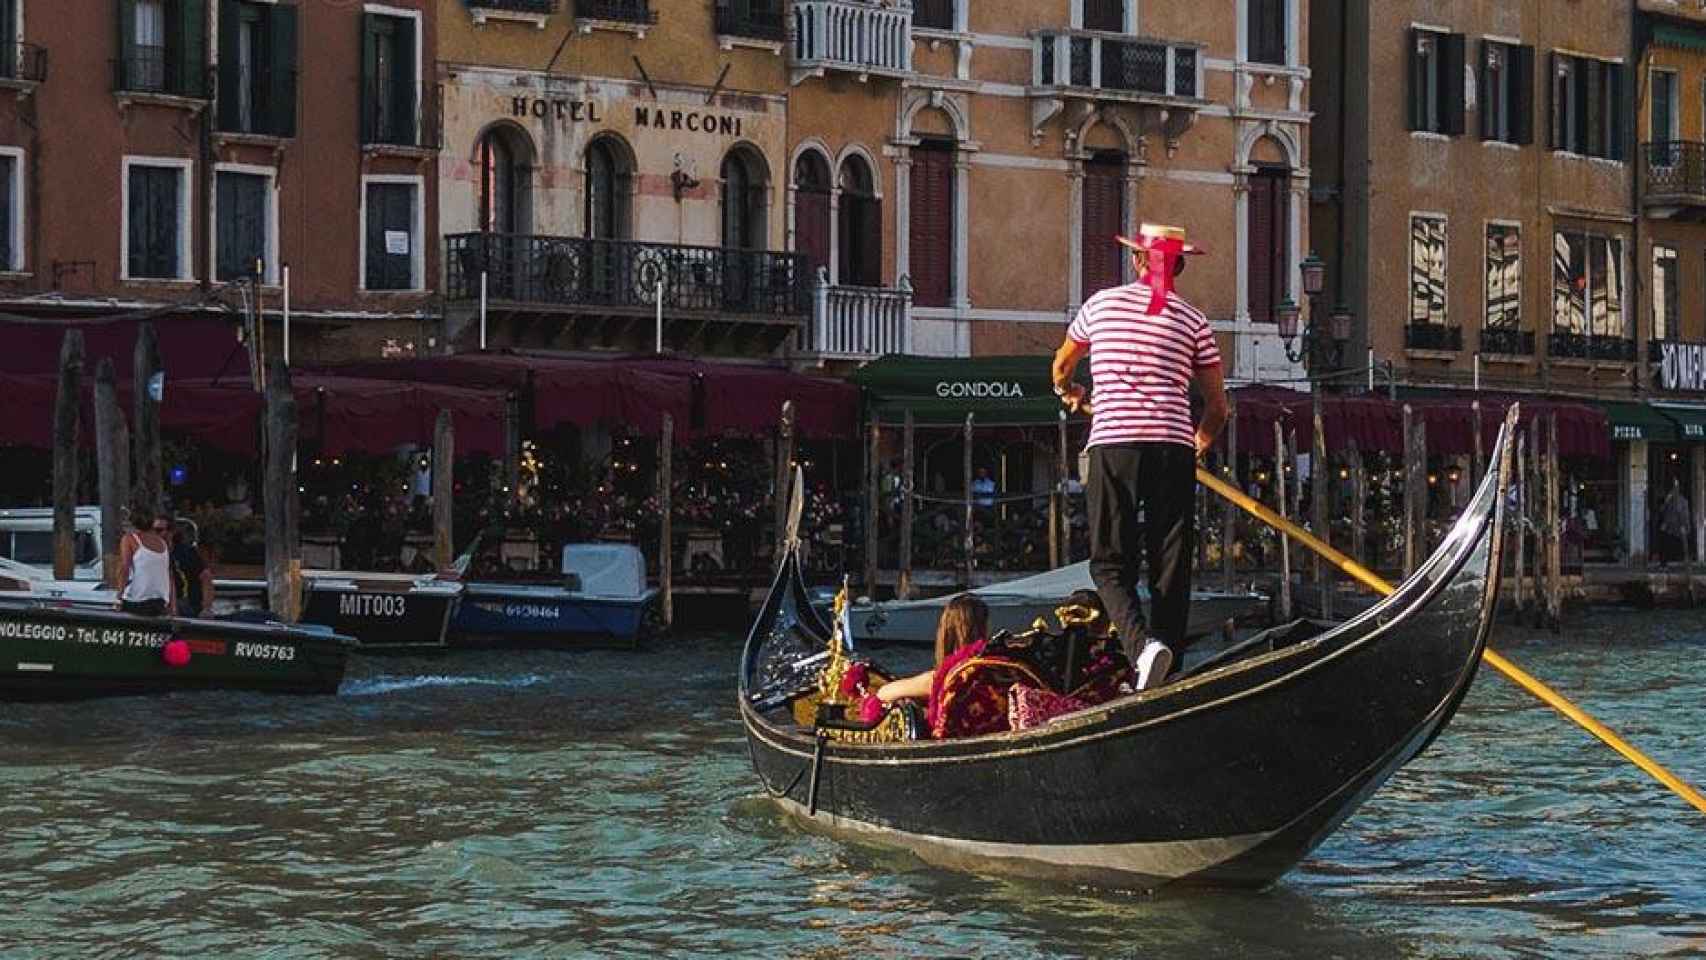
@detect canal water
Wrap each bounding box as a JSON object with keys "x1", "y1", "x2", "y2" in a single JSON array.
[{"x1": 2, "y1": 610, "x2": 1703, "y2": 958}]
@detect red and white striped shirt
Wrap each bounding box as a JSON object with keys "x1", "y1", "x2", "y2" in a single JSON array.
[{"x1": 1067, "y1": 281, "x2": 1222, "y2": 449}]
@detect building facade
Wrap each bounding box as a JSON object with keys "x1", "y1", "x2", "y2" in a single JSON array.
[
  {"x1": 0, "y1": 0, "x2": 440, "y2": 366},
  {"x1": 784, "y1": 0, "x2": 1313, "y2": 381},
  {"x1": 1310, "y1": 0, "x2": 1690, "y2": 562},
  {"x1": 436, "y1": 0, "x2": 806, "y2": 356}
]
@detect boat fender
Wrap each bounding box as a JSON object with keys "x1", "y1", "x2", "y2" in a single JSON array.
[{"x1": 162, "y1": 639, "x2": 192, "y2": 668}]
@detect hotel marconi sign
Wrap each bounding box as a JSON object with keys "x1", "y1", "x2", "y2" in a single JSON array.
[{"x1": 1656, "y1": 341, "x2": 1706, "y2": 394}]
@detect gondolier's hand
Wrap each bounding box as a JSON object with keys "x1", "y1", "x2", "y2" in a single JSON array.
[
  {"x1": 1055, "y1": 381, "x2": 1089, "y2": 414},
  {"x1": 1194, "y1": 429, "x2": 1215, "y2": 460}
]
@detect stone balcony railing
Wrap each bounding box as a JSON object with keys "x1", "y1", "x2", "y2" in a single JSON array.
[
  {"x1": 1031, "y1": 30, "x2": 1204, "y2": 101},
  {"x1": 791, "y1": 0, "x2": 912, "y2": 82},
  {"x1": 797, "y1": 272, "x2": 912, "y2": 360}
]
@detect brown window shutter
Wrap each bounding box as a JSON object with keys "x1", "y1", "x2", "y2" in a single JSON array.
[
  {"x1": 1514, "y1": 45, "x2": 1534, "y2": 145},
  {"x1": 1080, "y1": 157, "x2": 1125, "y2": 296},
  {"x1": 1441, "y1": 33, "x2": 1466, "y2": 136},
  {"x1": 1247, "y1": 171, "x2": 1277, "y2": 322},
  {"x1": 909, "y1": 145, "x2": 955, "y2": 308},
  {"x1": 796, "y1": 187, "x2": 830, "y2": 279},
  {"x1": 1408, "y1": 29, "x2": 1424, "y2": 131}
]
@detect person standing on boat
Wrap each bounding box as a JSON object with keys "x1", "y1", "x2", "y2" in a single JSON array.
[
  {"x1": 1050, "y1": 224, "x2": 1229, "y2": 689},
  {"x1": 114, "y1": 506, "x2": 175, "y2": 617},
  {"x1": 170, "y1": 517, "x2": 214, "y2": 618}
]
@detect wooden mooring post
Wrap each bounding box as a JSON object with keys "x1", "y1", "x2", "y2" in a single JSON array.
[
  {"x1": 660, "y1": 413, "x2": 674, "y2": 628},
  {"x1": 133, "y1": 321, "x2": 163, "y2": 514},
  {"x1": 1311, "y1": 391, "x2": 1332, "y2": 619},
  {"x1": 864, "y1": 416, "x2": 880, "y2": 597},
  {"x1": 1402, "y1": 404, "x2": 1427, "y2": 578},
  {"x1": 1274, "y1": 421, "x2": 1292, "y2": 622},
  {"x1": 94, "y1": 359, "x2": 127, "y2": 586},
  {"x1": 899, "y1": 411, "x2": 915, "y2": 601},
  {"x1": 502, "y1": 391, "x2": 522, "y2": 514},
  {"x1": 263, "y1": 357, "x2": 301, "y2": 623},
  {"x1": 1050, "y1": 411, "x2": 1065, "y2": 569},
  {"x1": 962, "y1": 413, "x2": 975, "y2": 587},
  {"x1": 1222, "y1": 399, "x2": 1237, "y2": 593},
  {"x1": 1471, "y1": 399, "x2": 1485, "y2": 487},
  {"x1": 1544, "y1": 412, "x2": 1563, "y2": 631},
  {"x1": 772, "y1": 400, "x2": 796, "y2": 563},
  {"x1": 1349, "y1": 441, "x2": 1366, "y2": 576},
  {"x1": 1513, "y1": 429, "x2": 1528, "y2": 616},
  {"x1": 1693, "y1": 445, "x2": 1705, "y2": 606},
  {"x1": 432, "y1": 409, "x2": 454, "y2": 572},
  {"x1": 52, "y1": 331, "x2": 84, "y2": 581}
]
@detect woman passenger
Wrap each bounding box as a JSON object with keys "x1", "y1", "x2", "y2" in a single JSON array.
[
  {"x1": 873, "y1": 594, "x2": 990, "y2": 724},
  {"x1": 114, "y1": 505, "x2": 175, "y2": 617}
]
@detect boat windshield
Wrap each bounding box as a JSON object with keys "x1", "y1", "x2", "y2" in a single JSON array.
[{"x1": 4, "y1": 531, "x2": 98, "y2": 566}]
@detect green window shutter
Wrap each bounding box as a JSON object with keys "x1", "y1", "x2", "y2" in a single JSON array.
[
  {"x1": 178, "y1": 0, "x2": 206, "y2": 96},
  {"x1": 117, "y1": 0, "x2": 137, "y2": 88},
  {"x1": 394, "y1": 15, "x2": 417, "y2": 145},
  {"x1": 1441, "y1": 33, "x2": 1466, "y2": 136},
  {"x1": 216, "y1": 0, "x2": 240, "y2": 130},
  {"x1": 1513, "y1": 45, "x2": 1534, "y2": 146},
  {"x1": 267, "y1": 3, "x2": 297, "y2": 136},
  {"x1": 1548, "y1": 52, "x2": 1559, "y2": 150},
  {"x1": 360, "y1": 13, "x2": 377, "y2": 142},
  {"x1": 1583, "y1": 58, "x2": 1602, "y2": 157},
  {"x1": 1407, "y1": 29, "x2": 1423, "y2": 131},
  {"x1": 1608, "y1": 62, "x2": 1625, "y2": 162},
  {"x1": 1478, "y1": 42, "x2": 1493, "y2": 140}
]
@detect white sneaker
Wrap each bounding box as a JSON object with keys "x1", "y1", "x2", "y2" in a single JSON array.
[{"x1": 1135, "y1": 640, "x2": 1174, "y2": 691}]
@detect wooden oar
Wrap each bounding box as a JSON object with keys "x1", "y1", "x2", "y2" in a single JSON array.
[{"x1": 1195, "y1": 465, "x2": 1706, "y2": 818}]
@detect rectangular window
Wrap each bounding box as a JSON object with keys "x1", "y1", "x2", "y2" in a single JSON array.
[
  {"x1": 0, "y1": 150, "x2": 19, "y2": 272},
  {"x1": 1410, "y1": 215, "x2": 1448, "y2": 325},
  {"x1": 117, "y1": 0, "x2": 206, "y2": 97},
  {"x1": 218, "y1": 0, "x2": 298, "y2": 137},
  {"x1": 1083, "y1": 0, "x2": 1123, "y2": 33},
  {"x1": 363, "y1": 178, "x2": 419, "y2": 291},
  {"x1": 1484, "y1": 223, "x2": 1521, "y2": 330},
  {"x1": 1248, "y1": 0, "x2": 1286, "y2": 65},
  {"x1": 361, "y1": 11, "x2": 418, "y2": 146},
  {"x1": 1246, "y1": 166, "x2": 1290, "y2": 323},
  {"x1": 216, "y1": 169, "x2": 271, "y2": 283},
  {"x1": 1480, "y1": 41, "x2": 1533, "y2": 144},
  {"x1": 1653, "y1": 244, "x2": 1679, "y2": 343},
  {"x1": 1551, "y1": 52, "x2": 1624, "y2": 159},
  {"x1": 1652, "y1": 69, "x2": 1678, "y2": 144},
  {"x1": 1409, "y1": 29, "x2": 1465, "y2": 135},
  {"x1": 912, "y1": 0, "x2": 953, "y2": 31},
  {"x1": 1552, "y1": 229, "x2": 1624, "y2": 335},
  {"x1": 125, "y1": 160, "x2": 190, "y2": 280}
]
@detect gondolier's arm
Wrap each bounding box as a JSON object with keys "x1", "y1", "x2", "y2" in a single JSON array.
[{"x1": 1051, "y1": 338, "x2": 1089, "y2": 414}]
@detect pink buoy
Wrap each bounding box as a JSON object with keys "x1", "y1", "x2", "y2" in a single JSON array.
[{"x1": 162, "y1": 639, "x2": 192, "y2": 668}]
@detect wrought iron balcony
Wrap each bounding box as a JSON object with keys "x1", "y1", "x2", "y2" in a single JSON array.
[
  {"x1": 112, "y1": 48, "x2": 209, "y2": 99},
  {"x1": 792, "y1": 0, "x2": 913, "y2": 81},
  {"x1": 1404, "y1": 323, "x2": 1463, "y2": 352},
  {"x1": 0, "y1": 42, "x2": 47, "y2": 85},
  {"x1": 471, "y1": 0, "x2": 558, "y2": 11},
  {"x1": 576, "y1": 0, "x2": 655, "y2": 25},
  {"x1": 1549, "y1": 331, "x2": 1636, "y2": 362},
  {"x1": 1031, "y1": 30, "x2": 1204, "y2": 101},
  {"x1": 1478, "y1": 327, "x2": 1534, "y2": 356},
  {"x1": 798, "y1": 272, "x2": 912, "y2": 360},
  {"x1": 445, "y1": 233, "x2": 811, "y2": 320},
  {"x1": 715, "y1": 1, "x2": 787, "y2": 42},
  {"x1": 1640, "y1": 141, "x2": 1706, "y2": 218}
]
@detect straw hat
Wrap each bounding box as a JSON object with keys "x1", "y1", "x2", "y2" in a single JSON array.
[{"x1": 1115, "y1": 223, "x2": 1207, "y2": 256}]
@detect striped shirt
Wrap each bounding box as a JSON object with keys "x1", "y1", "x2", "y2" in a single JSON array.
[{"x1": 1067, "y1": 281, "x2": 1222, "y2": 449}]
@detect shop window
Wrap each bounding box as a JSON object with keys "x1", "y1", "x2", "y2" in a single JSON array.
[{"x1": 1410, "y1": 215, "x2": 1448, "y2": 325}]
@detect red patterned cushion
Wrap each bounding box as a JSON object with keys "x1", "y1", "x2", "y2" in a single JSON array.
[
  {"x1": 930, "y1": 655, "x2": 1047, "y2": 739},
  {"x1": 1008, "y1": 684, "x2": 1091, "y2": 731}
]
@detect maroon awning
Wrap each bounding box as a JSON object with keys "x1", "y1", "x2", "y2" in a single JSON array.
[
  {"x1": 1406, "y1": 394, "x2": 1609, "y2": 460},
  {"x1": 1229, "y1": 386, "x2": 1403, "y2": 457},
  {"x1": 0, "y1": 315, "x2": 246, "y2": 382}
]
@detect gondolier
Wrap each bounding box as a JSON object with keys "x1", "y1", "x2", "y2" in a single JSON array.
[{"x1": 1051, "y1": 223, "x2": 1228, "y2": 689}]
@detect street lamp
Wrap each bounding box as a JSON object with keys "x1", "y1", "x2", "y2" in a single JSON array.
[{"x1": 1277, "y1": 251, "x2": 1351, "y2": 372}]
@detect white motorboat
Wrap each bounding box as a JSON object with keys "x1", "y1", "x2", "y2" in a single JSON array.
[{"x1": 848, "y1": 561, "x2": 1268, "y2": 645}]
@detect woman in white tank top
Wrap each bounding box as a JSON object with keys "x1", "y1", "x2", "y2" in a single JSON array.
[{"x1": 116, "y1": 506, "x2": 175, "y2": 617}]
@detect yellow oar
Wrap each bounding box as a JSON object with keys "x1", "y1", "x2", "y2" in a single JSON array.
[{"x1": 1196, "y1": 465, "x2": 1706, "y2": 818}]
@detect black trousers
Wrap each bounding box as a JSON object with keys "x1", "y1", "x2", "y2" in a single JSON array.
[{"x1": 1087, "y1": 442, "x2": 1196, "y2": 660}]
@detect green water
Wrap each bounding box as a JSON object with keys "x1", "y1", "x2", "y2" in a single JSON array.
[{"x1": 1, "y1": 610, "x2": 1702, "y2": 958}]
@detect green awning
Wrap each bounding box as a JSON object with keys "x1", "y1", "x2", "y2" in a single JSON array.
[
  {"x1": 1653, "y1": 23, "x2": 1706, "y2": 54},
  {"x1": 1654, "y1": 403, "x2": 1706, "y2": 443},
  {"x1": 852, "y1": 354, "x2": 1087, "y2": 425},
  {"x1": 1603, "y1": 401, "x2": 1678, "y2": 443}
]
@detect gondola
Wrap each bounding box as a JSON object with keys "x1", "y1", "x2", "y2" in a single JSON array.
[{"x1": 738, "y1": 410, "x2": 1516, "y2": 890}]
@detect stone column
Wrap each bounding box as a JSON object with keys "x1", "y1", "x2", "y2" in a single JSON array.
[{"x1": 1625, "y1": 440, "x2": 1650, "y2": 565}]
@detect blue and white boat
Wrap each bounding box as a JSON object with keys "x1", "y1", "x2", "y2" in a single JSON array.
[{"x1": 450, "y1": 544, "x2": 659, "y2": 647}]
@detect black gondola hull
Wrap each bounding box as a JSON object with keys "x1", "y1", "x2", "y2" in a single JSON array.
[{"x1": 739, "y1": 415, "x2": 1513, "y2": 890}]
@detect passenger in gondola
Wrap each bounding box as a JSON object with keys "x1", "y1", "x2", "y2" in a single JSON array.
[
  {"x1": 114, "y1": 506, "x2": 175, "y2": 617},
  {"x1": 872, "y1": 594, "x2": 990, "y2": 731}
]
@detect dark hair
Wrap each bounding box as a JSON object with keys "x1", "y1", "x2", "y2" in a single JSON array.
[
  {"x1": 934, "y1": 594, "x2": 990, "y2": 666},
  {"x1": 129, "y1": 504, "x2": 156, "y2": 531}
]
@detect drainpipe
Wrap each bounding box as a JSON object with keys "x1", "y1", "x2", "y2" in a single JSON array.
[{"x1": 1630, "y1": 1, "x2": 1646, "y2": 395}]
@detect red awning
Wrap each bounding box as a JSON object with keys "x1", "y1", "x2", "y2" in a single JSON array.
[
  {"x1": 1406, "y1": 394, "x2": 1609, "y2": 460},
  {"x1": 1229, "y1": 386, "x2": 1404, "y2": 456},
  {"x1": 0, "y1": 315, "x2": 247, "y2": 382}
]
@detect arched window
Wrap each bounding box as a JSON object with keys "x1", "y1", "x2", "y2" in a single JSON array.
[
  {"x1": 838, "y1": 154, "x2": 881, "y2": 287},
  {"x1": 584, "y1": 136, "x2": 632, "y2": 241},
  {"x1": 793, "y1": 152, "x2": 831, "y2": 278},
  {"x1": 908, "y1": 137, "x2": 956, "y2": 308},
  {"x1": 721, "y1": 146, "x2": 769, "y2": 251},
  {"x1": 478, "y1": 125, "x2": 532, "y2": 235}
]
